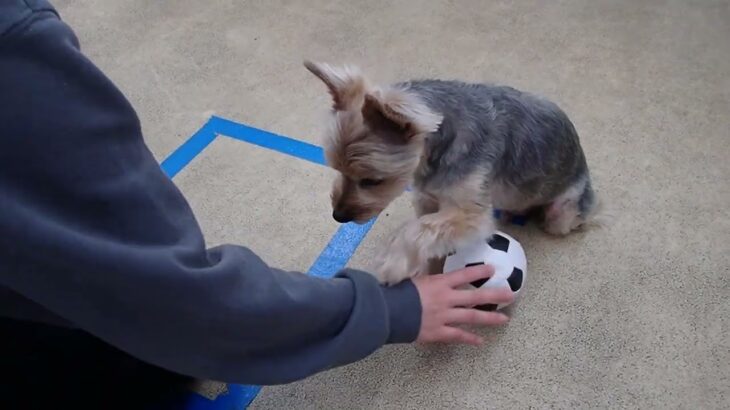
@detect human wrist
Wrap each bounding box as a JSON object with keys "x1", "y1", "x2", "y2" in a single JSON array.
[{"x1": 381, "y1": 279, "x2": 422, "y2": 343}]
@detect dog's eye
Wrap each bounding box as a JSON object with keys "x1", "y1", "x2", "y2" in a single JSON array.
[{"x1": 359, "y1": 178, "x2": 384, "y2": 188}]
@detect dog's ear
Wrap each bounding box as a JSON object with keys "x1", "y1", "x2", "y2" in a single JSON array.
[
  {"x1": 362, "y1": 89, "x2": 442, "y2": 142},
  {"x1": 304, "y1": 61, "x2": 367, "y2": 111}
]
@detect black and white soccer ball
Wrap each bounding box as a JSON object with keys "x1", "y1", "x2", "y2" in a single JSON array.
[{"x1": 444, "y1": 231, "x2": 527, "y2": 311}]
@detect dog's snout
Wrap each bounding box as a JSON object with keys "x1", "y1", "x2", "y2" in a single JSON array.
[{"x1": 332, "y1": 209, "x2": 353, "y2": 223}]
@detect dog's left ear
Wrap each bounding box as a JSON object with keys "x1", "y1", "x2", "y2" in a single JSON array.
[
  {"x1": 362, "y1": 89, "x2": 443, "y2": 141},
  {"x1": 304, "y1": 61, "x2": 367, "y2": 111}
]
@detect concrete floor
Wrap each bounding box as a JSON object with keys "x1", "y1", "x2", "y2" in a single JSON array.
[{"x1": 56, "y1": 0, "x2": 729, "y2": 408}]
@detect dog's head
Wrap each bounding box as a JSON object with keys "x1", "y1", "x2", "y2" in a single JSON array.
[{"x1": 304, "y1": 61, "x2": 442, "y2": 223}]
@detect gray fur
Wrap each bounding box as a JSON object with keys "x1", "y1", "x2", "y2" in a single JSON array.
[{"x1": 401, "y1": 79, "x2": 595, "y2": 217}]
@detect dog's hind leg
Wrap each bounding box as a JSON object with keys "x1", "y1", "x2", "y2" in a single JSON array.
[{"x1": 542, "y1": 176, "x2": 599, "y2": 235}]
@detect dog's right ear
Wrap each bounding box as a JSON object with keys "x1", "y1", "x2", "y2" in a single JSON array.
[
  {"x1": 362, "y1": 90, "x2": 442, "y2": 143},
  {"x1": 304, "y1": 61, "x2": 367, "y2": 111}
]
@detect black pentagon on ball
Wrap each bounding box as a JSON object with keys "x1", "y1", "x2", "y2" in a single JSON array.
[
  {"x1": 487, "y1": 234, "x2": 510, "y2": 252},
  {"x1": 465, "y1": 262, "x2": 490, "y2": 287},
  {"x1": 507, "y1": 267, "x2": 523, "y2": 291}
]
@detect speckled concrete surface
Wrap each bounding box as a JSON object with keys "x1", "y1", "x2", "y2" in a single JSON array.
[
  {"x1": 55, "y1": 0, "x2": 729, "y2": 408},
  {"x1": 173, "y1": 136, "x2": 338, "y2": 271}
]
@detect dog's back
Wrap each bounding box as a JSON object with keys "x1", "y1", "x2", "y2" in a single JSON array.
[{"x1": 404, "y1": 79, "x2": 599, "y2": 234}]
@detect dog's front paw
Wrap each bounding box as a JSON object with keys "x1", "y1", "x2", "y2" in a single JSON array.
[
  {"x1": 375, "y1": 253, "x2": 420, "y2": 286},
  {"x1": 374, "y1": 234, "x2": 424, "y2": 285}
]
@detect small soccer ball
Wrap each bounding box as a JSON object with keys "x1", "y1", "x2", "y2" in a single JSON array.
[{"x1": 443, "y1": 231, "x2": 527, "y2": 310}]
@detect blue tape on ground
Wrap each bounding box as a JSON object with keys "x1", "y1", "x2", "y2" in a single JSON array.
[
  {"x1": 308, "y1": 219, "x2": 377, "y2": 278},
  {"x1": 210, "y1": 116, "x2": 326, "y2": 166},
  {"x1": 510, "y1": 215, "x2": 528, "y2": 226},
  {"x1": 161, "y1": 119, "x2": 218, "y2": 178},
  {"x1": 178, "y1": 385, "x2": 261, "y2": 410},
  {"x1": 492, "y1": 209, "x2": 530, "y2": 226}
]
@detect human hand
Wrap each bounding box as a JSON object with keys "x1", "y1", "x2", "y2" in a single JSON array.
[{"x1": 412, "y1": 265, "x2": 514, "y2": 345}]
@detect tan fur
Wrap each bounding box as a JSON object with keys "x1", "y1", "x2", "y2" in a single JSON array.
[
  {"x1": 303, "y1": 61, "x2": 368, "y2": 111},
  {"x1": 378, "y1": 172, "x2": 495, "y2": 284},
  {"x1": 542, "y1": 180, "x2": 610, "y2": 236},
  {"x1": 365, "y1": 87, "x2": 443, "y2": 136}
]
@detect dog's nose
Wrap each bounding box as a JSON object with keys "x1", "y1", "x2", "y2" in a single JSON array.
[{"x1": 332, "y1": 209, "x2": 353, "y2": 223}]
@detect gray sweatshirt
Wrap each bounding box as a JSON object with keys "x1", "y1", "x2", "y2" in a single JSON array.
[{"x1": 0, "y1": 0, "x2": 421, "y2": 385}]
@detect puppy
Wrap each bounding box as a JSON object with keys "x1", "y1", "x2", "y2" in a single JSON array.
[{"x1": 305, "y1": 61, "x2": 601, "y2": 285}]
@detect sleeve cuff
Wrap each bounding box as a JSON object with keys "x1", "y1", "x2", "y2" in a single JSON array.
[
  {"x1": 381, "y1": 279, "x2": 422, "y2": 344},
  {"x1": 336, "y1": 269, "x2": 422, "y2": 345}
]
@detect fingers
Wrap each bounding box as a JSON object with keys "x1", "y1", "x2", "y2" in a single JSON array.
[
  {"x1": 444, "y1": 308, "x2": 510, "y2": 327},
  {"x1": 444, "y1": 264, "x2": 494, "y2": 287},
  {"x1": 452, "y1": 287, "x2": 515, "y2": 307},
  {"x1": 437, "y1": 326, "x2": 484, "y2": 345}
]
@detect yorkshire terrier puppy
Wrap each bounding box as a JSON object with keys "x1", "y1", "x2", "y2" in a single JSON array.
[{"x1": 305, "y1": 61, "x2": 601, "y2": 285}]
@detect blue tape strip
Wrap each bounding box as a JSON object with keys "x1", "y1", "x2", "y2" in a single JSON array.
[
  {"x1": 179, "y1": 385, "x2": 261, "y2": 410},
  {"x1": 160, "y1": 119, "x2": 218, "y2": 178},
  {"x1": 308, "y1": 219, "x2": 377, "y2": 278},
  {"x1": 510, "y1": 215, "x2": 528, "y2": 226},
  {"x1": 210, "y1": 116, "x2": 326, "y2": 166}
]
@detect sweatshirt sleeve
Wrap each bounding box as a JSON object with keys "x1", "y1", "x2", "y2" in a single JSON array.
[{"x1": 0, "y1": 2, "x2": 421, "y2": 385}]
